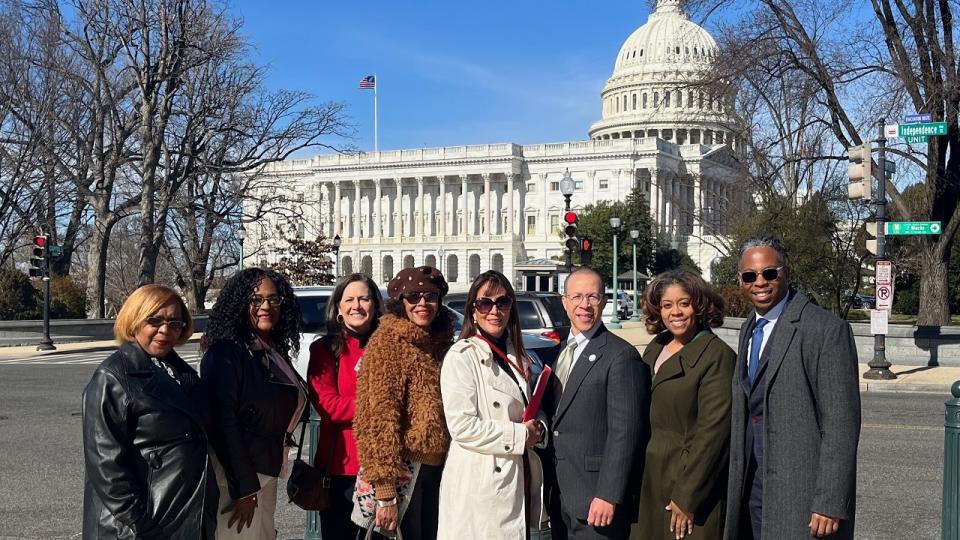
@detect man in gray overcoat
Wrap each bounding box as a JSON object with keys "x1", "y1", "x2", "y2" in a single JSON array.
[{"x1": 724, "y1": 236, "x2": 861, "y2": 540}]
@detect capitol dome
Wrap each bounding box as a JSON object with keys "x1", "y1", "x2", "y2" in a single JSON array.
[{"x1": 588, "y1": 0, "x2": 740, "y2": 150}]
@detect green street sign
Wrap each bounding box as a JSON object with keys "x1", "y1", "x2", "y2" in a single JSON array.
[
  {"x1": 904, "y1": 135, "x2": 929, "y2": 144},
  {"x1": 48, "y1": 245, "x2": 63, "y2": 257},
  {"x1": 898, "y1": 122, "x2": 948, "y2": 137},
  {"x1": 885, "y1": 221, "x2": 942, "y2": 235}
]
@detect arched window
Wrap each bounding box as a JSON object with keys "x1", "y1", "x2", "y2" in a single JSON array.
[
  {"x1": 361, "y1": 255, "x2": 373, "y2": 277},
  {"x1": 446, "y1": 254, "x2": 459, "y2": 283},
  {"x1": 382, "y1": 255, "x2": 394, "y2": 282},
  {"x1": 403, "y1": 254, "x2": 415, "y2": 269},
  {"x1": 492, "y1": 253, "x2": 504, "y2": 274},
  {"x1": 687, "y1": 90, "x2": 693, "y2": 108},
  {"x1": 654, "y1": 92, "x2": 660, "y2": 107},
  {"x1": 341, "y1": 256, "x2": 353, "y2": 275},
  {"x1": 616, "y1": 97, "x2": 619, "y2": 113},
  {"x1": 642, "y1": 93, "x2": 648, "y2": 108},
  {"x1": 424, "y1": 254, "x2": 436, "y2": 268},
  {"x1": 469, "y1": 254, "x2": 481, "y2": 280},
  {"x1": 640, "y1": 49, "x2": 644, "y2": 57},
  {"x1": 623, "y1": 95, "x2": 628, "y2": 111},
  {"x1": 632, "y1": 93, "x2": 637, "y2": 110},
  {"x1": 664, "y1": 91, "x2": 671, "y2": 107},
  {"x1": 698, "y1": 92, "x2": 704, "y2": 109}
]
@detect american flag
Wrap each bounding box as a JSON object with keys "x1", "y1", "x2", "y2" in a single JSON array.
[{"x1": 358, "y1": 75, "x2": 376, "y2": 89}]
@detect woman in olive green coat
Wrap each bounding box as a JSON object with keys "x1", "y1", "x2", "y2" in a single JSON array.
[{"x1": 630, "y1": 269, "x2": 735, "y2": 540}]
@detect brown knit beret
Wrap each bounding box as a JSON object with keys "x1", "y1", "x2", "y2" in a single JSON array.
[{"x1": 387, "y1": 266, "x2": 449, "y2": 300}]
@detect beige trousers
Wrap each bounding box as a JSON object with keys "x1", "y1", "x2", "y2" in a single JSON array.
[{"x1": 212, "y1": 456, "x2": 278, "y2": 540}]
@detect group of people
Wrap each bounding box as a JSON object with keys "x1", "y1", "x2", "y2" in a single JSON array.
[{"x1": 80, "y1": 234, "x2": 861, "y2": 540}]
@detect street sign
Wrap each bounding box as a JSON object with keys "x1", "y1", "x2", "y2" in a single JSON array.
[
  {"x1": 904, "y1": 135, "x2": 929, "y2": 144},
  {"x1": 48, "y1": 245, "x2": 63, "y2": 257},
  {"x1": 884, "y1": 124, "x2": 899, "y2": 138},
  {"x1": 876, "y1": 260, "x2": 892, "y2": 285},
  {"x1": 875, "y1": 260, "x2": 894, "y2": 312},
  {"x1": 904, "y1": 113, "x2": 932, "y2": 123},
  {"x1": 885, "y1": 221, "x2": 942, "y2": 235},
  {"x1": 898, "y1": 122, "x2": 948, "y2": 137},
  {"x1": 870, "y1": 309, "x2": 889, "y2": 335},
  {"x1": 884, "y1": 159, "x2": 896, "y2": 174}
]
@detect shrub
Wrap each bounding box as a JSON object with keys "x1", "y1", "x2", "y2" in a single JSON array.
[
  {"x1": 716, "y1": 284, "x2": 752, "y2": 318},
  {"x1": 0, "y1": 268, "x2": 41, "y2": 320},
  {"x1": 49, "y1": 276, "x2": 88, "y2": 318}
]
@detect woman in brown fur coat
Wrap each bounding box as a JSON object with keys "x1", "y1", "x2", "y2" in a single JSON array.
[{"x1": 353, "y1": 266, "x2": 454, "y2": 540}]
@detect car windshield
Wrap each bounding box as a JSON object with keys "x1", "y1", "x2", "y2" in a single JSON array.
[{"x1": 298, "y1": 296, "x2": 329, "y2": 333}]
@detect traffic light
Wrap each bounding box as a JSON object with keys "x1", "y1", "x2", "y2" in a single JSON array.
[
  {"x1": 29, "y1": 235, "x2": 49, "y2": 278},
  {"x1": 580, "y1": 236, "x2": 593, "y2": 266},
  {"x1": 865, "y1": 222, "x2": 878, "y2": 255},
  {"x1": 847, "y1": 142, "x2": 873, "y2": 200},
  {"x1": 563, "y1": 211, "x2": 579, "y2": 251}
]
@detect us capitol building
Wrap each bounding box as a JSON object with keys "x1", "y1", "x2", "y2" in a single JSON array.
[{"x1": 253, "y1": 0, "x2": 746, "y2": 291}]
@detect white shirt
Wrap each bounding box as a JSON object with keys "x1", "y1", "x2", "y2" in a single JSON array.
[
  {"x1": 565, "y1": 322, "x2": 601, "y2": 374},
  {"x1": 749, "y1": 293, "x2": 790, "y2": 366}
]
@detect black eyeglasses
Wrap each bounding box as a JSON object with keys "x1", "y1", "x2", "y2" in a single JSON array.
[
  {"x1": 740, "y1": 266, "x2": 784, "y2": 284},
  {"x1": 473, "y1": 296, "x2": 513, "y2": 314},
  {"x1": 249, "y1": 295, "x2": 284, "y2": 308},
  {"x1": 145, "y1": 317, "x2": 187, "y2": 331},
  {"x1": 402, "y1": 291, "x2": 440, "y2": 304}
]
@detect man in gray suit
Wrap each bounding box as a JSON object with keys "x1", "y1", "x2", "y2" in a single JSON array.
[
  {"x1": 550, "y1": 267, "x2": 650, "y2": 539},
  {"x1": 725, "y1": 236, "x2": 861, "y2": 540}
]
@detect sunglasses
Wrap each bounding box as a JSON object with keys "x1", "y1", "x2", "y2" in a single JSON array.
[
  {"x1": 473, "y1": 296, "x2": 513, "y2": 314},
  {"x1": 402, "y1": 291, "x2": 440, "y2": 304},
  {"x1": 740, "y1": 266, "x2": 784, "y2": 284},
  {"x1": 145, "y1": 316, "x2": 187, "y2": 331}
]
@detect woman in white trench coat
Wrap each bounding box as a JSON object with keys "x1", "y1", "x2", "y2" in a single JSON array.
[{"x1": 439, "y1": 270, "x2": 550, "y2": 539}]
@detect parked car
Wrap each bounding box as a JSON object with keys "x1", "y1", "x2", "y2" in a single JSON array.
[
  {"x1": 293, "y1": 285, "x2": 561, "y2": 376},
  {"x1": 850, "y1": 293, "x2": 876, "y2": 310},
  {"x1": 604, "y1": 289, "x2": 634, "y2": 319},
  {"x1": 444, "y1": 291, "x2": 570, "y2": 346}
]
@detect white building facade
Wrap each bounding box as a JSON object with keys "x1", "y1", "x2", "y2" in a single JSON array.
[{"x1": 252, "y1": 0, "x2": 746, "y2": 290}]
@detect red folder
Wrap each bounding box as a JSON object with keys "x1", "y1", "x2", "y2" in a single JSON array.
[{"x1": 523, "y1": 364, "x2": 552, "y2": 421}]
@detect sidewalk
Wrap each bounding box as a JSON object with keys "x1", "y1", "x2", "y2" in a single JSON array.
[
  {"x1": 0, "y1": 335, "x2": 203, "y2": 359},
  {"x1": 858, "y1": 363, "x2": 960, "y2": 395}
]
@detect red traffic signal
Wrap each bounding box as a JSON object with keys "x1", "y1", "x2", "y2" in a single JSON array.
[
  {"x1": 563, "y1": 211, "x2": 577, "y2": 224},
  {"x1": 33, "y1": 235, "x2": 49, "y2": 258},
  {"x1": 581, "y1": 237, "x2": 593, "y2": 252},
  {"x1": 34, "y1": 235, "x2": 47, "y2": 248}
]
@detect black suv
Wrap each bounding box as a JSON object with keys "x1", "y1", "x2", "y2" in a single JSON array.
[{"x1": 444, "y1": 291, "x2": 571, "y2": 352}]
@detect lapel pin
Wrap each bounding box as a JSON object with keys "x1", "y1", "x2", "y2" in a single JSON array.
[{"x1": 588, "y1": 354, "x2": 597, "y2": 362}]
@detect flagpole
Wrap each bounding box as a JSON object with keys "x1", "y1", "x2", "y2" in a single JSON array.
[{"x1": 373, "y1": 73, "x2": 379, "y2": 154}]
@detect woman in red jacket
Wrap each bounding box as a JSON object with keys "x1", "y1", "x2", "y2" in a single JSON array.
[{"x1": 307, "y1": 273, "x2": 384, "y2": 539}]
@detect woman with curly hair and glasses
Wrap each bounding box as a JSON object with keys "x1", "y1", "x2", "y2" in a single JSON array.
[
  {"x1": 201, "y1": 268, "x2": 307, "y2": 539},
  {"x1": 630, "y1": 269, "x2": 735, "y2": 540},
  {"x1": 306, "y1": 273, "x2": 384, "y2": 539},
  {"x1": 352, "y1": 266, "x2": 454, "y2": 540}
]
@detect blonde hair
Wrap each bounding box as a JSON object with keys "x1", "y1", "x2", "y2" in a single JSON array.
[{"x1": 113, "y1": 285, "x2": 193, "y2": 346}]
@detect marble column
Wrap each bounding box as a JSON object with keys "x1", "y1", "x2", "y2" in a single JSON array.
[
  {"x1": 438, "y1": 175, "x2": 447, "y2": 239},
  {"x1": 650, "y1": 171, "x2": 660, "y2": 230},
  {"x1": 483, "y1": 173, "x2": 492, "y2": 239},
  {"x1": 460, "y1": 175, "x2": 468, "y2": 239},
  {"x1": 694, "y1": 176, "x2": 702, "y2": 236},
  {"x1": 506, "y1": 173, "x2": 515, "y2": 238},
  {"x1": 540, "y1": 173, "x2": 548, "y2": 239},
  {"x1": 664, "y1": 177, "x2": 673, "y2": 238},
  {"x1": 353, "y1": 181, "x2": 361, "y2": 238},
  {"x1": 395, "y1": 179, "x2": 404, "y2": 241},
  {"x1": 334, "y1": 182, "x2": 342, "y2": 236},
  {"x1": 416, "y1": 177, "x2": 425, "y2": 237},
  {"x1": 374, "y1": 180, "x2": 383, "y2": 239}
]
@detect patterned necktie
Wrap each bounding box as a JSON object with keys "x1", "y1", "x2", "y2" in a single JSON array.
[
  {"x1": 748, "y1": 318, "x2": 770, "y2": 384},
  {"x1": 554, "y1": 340, "x2": 578, "y2": 396}
]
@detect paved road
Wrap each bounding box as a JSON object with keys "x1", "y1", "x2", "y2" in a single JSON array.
[{"x1": 0, "y1": 349, "x2": 946, "y2": 539}]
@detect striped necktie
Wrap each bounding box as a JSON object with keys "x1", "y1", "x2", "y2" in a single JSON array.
[{"x1": 554, "y1": 340, "x2": 578, "y2": 396}]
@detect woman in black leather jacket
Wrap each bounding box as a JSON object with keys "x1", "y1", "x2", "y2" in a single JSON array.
[
  {"x1": 81, "y1": 284, "x2": 217, "y2": 540},
  {"x1": 201, "y1": 268, "x2": 307, "y2": 538}
]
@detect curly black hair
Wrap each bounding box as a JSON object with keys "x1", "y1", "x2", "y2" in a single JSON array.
[
  {"x1": 205, "y1": 268, "x2": 302, "y2": 359},
  {"x1": 642, "y1": 268, "x2": 725, "y2": 335}
]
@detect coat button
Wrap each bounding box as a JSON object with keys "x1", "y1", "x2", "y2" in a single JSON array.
[
  {"x1": 493, "y1": 401, "x2": 500, "y2": 408},
  {"x1": 553, "y1": 430, "x2": 560, "y2": 437},
  {"x1": 495, "y1": 466, "x2": 502, "y2": 473}
]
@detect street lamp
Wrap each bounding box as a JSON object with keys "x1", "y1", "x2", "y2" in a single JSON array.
[
  {"x1": 559, "y1": 170, "x2": 576, "y2": 272},
  {"x1": 332, "y1": 234, "x2": 342, "y2": 279},
  {"x1": 437, "y1": 248, "x2": 445, "y2": 277},
  {"x1": 237, "y1": 224, "x2": 246, "y2": 272},
  {"x1": 629, "y1": 229, "x2": 641, "y2": 322},
  {"x1": 609, "y1": 216, "x2": 622, "y2": 329}
]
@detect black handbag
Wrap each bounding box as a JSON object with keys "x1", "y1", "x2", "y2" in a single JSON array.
[{"x1": 286, "y1": 415, "x2": 336, "y2": 511}]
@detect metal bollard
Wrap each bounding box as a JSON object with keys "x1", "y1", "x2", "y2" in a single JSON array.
[
  {"x1": 303, "y1": 405, "x2": 322, "y2": 540},
  {"x1": 943, "y1": 381, "x2": 960, "y2": 539}
]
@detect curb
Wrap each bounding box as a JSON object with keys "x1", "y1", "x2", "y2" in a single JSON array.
[{"x1": 860, "y1": 382, "x2": 952, "y2": 395}]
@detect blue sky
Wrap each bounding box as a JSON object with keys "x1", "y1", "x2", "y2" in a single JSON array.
[{"x1": 230, "y1": 1, "x2": 671, "y2": 152}]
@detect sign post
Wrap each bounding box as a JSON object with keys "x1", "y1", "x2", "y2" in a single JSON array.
[{"x1": 864, "y1": 118, "x2": 896, "y2": 380}]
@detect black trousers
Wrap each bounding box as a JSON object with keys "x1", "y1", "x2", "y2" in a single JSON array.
[
  {"x1": 366, "y1": 463, "x2": 442, "y2": 540},
  {"x1": 323, "y1": 475, "x2": 360, "y2": 540}
]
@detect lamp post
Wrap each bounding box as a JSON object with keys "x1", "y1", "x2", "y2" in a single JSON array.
[
  {"x1": 609, "y1": 216, "x2": 622, "y2": 329},
  {"x1": 559, "y1": 170, "x2": 576, "y2": 272},
  {"x1": 237, "y1": 224, "x2": 246, "y2": 272},
  {"x1": 630, "y1": 229, "x2": 641, "y2": 322},
  {"x1": 332, "y1": 234, "x2": 342, "y2": 279},
  {"x1": 438, "y1": 247, "x2": 445, "y2": 276}
]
